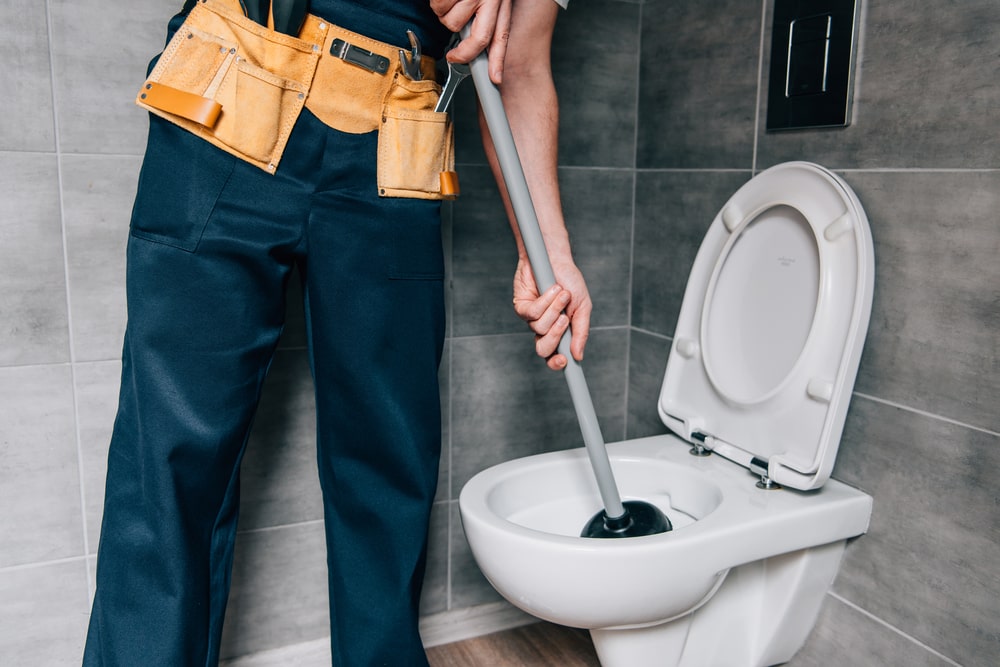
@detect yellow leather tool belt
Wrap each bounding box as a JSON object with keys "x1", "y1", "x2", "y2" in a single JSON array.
[{"x1": 136, "y1": 0, "x2": 457, "y2": 199}]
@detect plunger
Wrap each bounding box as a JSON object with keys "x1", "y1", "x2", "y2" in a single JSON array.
[{"x1": 462, "y1": 27, "x2": 671, "y2": 538}]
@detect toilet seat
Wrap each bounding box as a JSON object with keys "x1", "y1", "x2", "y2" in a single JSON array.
[{"x1": 658, "y1": 162, "x2": 874, "y2": 490}]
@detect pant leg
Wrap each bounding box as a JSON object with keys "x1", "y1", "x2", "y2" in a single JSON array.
[
  {"x1": 302, "y1": 117, "x2": 446, "y2": 667},
  {"x1": 84, "y1": 116, "x2": 312, "y2": 666}
]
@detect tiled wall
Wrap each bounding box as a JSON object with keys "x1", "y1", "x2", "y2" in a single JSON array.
[
  {"x1": 626, "y1": 2, "x2": 999, "y2": 667},
  {"x1": 1, "y1": 1, "x2": 996, "y2": 666}
]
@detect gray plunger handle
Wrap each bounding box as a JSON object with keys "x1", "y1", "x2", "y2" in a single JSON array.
[{"x1": 464, "y1": 28, "x2": 626, "y2": 520}]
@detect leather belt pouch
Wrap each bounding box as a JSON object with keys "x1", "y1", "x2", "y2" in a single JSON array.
[
  {"x1": 377, "y1": 75, "x2": 457, "y2": 200},
  {"x1": 137, "y1": 0, "x2": 321, "y2": 173},
  {"x1": 136, "y1": 0, "x2": 457, "y2": 199}
]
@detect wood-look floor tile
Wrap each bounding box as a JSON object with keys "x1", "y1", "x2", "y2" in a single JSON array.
[{"x1": 426, "y1": 622, "x2": 600, "y2": 667}]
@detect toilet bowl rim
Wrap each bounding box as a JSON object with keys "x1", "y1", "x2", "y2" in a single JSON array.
[{"x1": 458, "y1": 435, "x2": 866, "y2": 551}]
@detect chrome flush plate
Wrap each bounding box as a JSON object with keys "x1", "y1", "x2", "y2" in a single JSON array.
[{"x1": 766, "y1": 0, "x2": 861, "y2": 131}]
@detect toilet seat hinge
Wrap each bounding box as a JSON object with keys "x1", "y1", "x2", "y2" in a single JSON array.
[
  {"x1": 689, "y1": 431, "x2": 713, "y2": 457},
  {"x1": 751, "y1": 456, "x2": 781, "y2": 490}
]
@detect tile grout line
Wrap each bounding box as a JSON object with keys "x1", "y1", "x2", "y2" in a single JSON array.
[
  {"x1": 445, "y1": 201, "x2": 455, "y2": 612},
  {"x1": 0, "y1": 554, "x2": 90, "y2": 575},
  {"x1": 631, "y1": 2, "x2": 643, "y2": 172},
  {"x1": 44, "y1": 0, "x2": 95, "y2": 594},
  {"x1": 4, "y1": 152, "x2": 995, "y2": 174},
  {"x1": 828, "y1": 592, "x2": 964, "y2": 667},
  {"x1": 751, "y1": 0, "x2": 768, "y2": 175},
  {"x1": 235, "y1": 519, "x2": 324, "y2": 536},
  {"x1": 853, "y1": 392, "x2": 999, "y2": 437},
  {"x1": 622, "y1": 3, "x2": 643, "y2": 439}
]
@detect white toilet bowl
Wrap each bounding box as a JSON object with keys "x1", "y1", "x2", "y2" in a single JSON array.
[{"x1": 459, "y1": 162, "x2": 876, "y2": 666}]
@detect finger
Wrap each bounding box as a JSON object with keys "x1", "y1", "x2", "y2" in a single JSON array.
[
  {"x1": 546, "y1": 353, "x2": 568, "y2": 371},
  {"x1": 527, "y1": 293, "x2": 569, "y2": 336},
  {"x1": 445, "y1": 30, "x2": 488, "y2": 63},
  {"x1": 433, "y1": 0, "x2": 483, "y2": 34},
  {"x1": 429, "y1": 0, "x2": 458, "y2": 19},
  {"x1": 524, "y1": 289, "x2": 570, "y2": 336},
  {"x1": 445, "y1": 7, "x2": 497, "y2": 63},
  {"x1": 567, "y1": 302, "x2": 591, "y2": 361},
  {"x1": 513, "y1": 284, "x2": 564, "y2": 322},
  {"x1": 487, "y1": 0, "x2": 512, "y2": 83},
  {"x1": 534, "y1": 313, "x2": 569, "y2": 359}
]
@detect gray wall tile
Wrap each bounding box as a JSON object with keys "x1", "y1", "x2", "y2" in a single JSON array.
[
  {"x1": 0, "y1": 559, "x2": 90, "y2": 665},
  {"x1": 626, "y1": 329, "x2": 671, "y2": 440},
  {"x1": 451, "y1": 166, "x2": 520, "y2": 337},
  {"x1": 220, "y1": 523, "x2": 330, "y2": 660},
  {"x1": 451, "y1": 84, "x2": 486, "y2": 167},
  {"x1": 552, "y1": 0, "x2": 640, "y2": 168},
  {"x1": 758, "y1": 0, "x2": 1000, "y2": 169},
  {"x1": 632, "y1": 170, "x2": 750, "y2": 335},
  {"x1": 276, "y1": 270, "x2": 308, "y2": 350},
  {"x1": 450, "y1": 0, "x2": 641, "y2": 169},
  {"x1": 0, "y1": 153, "x2": 69, "y2": 366},
  {"x1": 832, "y1": 397, "x2": 1000, "y2": 666},
  {"x1": 450, "y1": 328, "x2": 628, "y2": 496},
  {"x1": 49, "y1": 0, "x2": 176, "y2": 154},
  {"x1": 0, "y1": 365, "x2": 83, "y2": 567},
  {"x1": 75, "y1": 360, "x2": 122, "y2": 553},
  {"x1": 452, "y1": 167, "x2": 635, "y2": 338},
  {"x1": 637, "y1": 0, "x2": 761, "y2": 169},
  {"x1": 438, "y1": 343, "x2": 451, "y2": 502},
  {"x1": 420, "y1": 501, "x2": 450, "y2": 616},
  {"x1": 847, "y1": 171, "x2": 1000, "y2": 432},
  {"x1": 792, "y1": 594, "x2": 954, "y2": 667},
  {"x1": 239, "y1": 350, "x2": 323, "y2": 531},
  {"x1": 449, "y1": 501, "x2": 503, "y2": 609},
  {"x1": 0, "y1": 1, "x2": 55, "y2": 151},
  {"x1": 560, "y1": 168, "x2": 634, "y2": 327},
  {"x1": 62, "y1": 155, "x2": 137, "y2": 362}
]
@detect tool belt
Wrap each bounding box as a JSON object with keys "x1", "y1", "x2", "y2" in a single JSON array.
[{"x1": 136, "y1": 0, "x2": 458, "y2": 199}]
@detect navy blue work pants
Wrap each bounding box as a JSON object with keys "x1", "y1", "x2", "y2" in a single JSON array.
[{"x1": 83, "y1": 95, "x2": 445, "y2": 664}]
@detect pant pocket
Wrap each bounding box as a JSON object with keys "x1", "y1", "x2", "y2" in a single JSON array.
[
  {"x1": 377, "y1": 76, "x2": 457, "y2": 200},
  {"x1": 130, "y1": 116, "x2": 236, "y2": 252},
  {"x1": 136, "y1": 1, "x2": 318, "y2": 173}
]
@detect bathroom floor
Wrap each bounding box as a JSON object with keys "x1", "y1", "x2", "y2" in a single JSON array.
[{"x1": 426, "y1": 622, "x2": 601, "y2": 666}]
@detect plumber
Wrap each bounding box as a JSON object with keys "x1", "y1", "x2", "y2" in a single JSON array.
[{"x1": 83, "y1": 0, "x2": 590, "y2": 665}]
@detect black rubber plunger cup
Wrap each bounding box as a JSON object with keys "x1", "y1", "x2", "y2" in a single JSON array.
[{"x1": 462, "y1": 26, "x2": 671, "y2": 539}]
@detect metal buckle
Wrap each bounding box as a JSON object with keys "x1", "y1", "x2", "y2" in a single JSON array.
[{"x1": 330, "y1": 38, "x2": 390, "y2": 75}]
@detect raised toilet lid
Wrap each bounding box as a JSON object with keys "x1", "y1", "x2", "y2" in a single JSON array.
[{"x1": 658, "y1": 162, "x2": 874, "y2": 490}]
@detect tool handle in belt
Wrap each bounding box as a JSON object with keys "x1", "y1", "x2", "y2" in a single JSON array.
[{"x1": 242, "y1": 0, "x2": 309, "y2": 35}]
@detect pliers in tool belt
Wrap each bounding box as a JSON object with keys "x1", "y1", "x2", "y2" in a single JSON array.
[{"x1": 398, "y1": 30, "x2": 423, "y2": 80}]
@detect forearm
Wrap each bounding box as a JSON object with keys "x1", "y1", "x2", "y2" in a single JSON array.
[{"x1": 478, "y1": 0, "x2": 572, "y2": 268}]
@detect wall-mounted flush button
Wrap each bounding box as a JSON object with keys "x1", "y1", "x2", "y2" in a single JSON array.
[
  {"x1": 786, "y1": 14, "x2": 831, "y2": 97},
  {"x1": 766, "y1": 0, "x2": 859, "y2": 131}
]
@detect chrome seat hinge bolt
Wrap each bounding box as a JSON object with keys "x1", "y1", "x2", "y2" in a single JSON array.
[{"x1": 689, "y1": 431, "x2": 711, "y2": 457}]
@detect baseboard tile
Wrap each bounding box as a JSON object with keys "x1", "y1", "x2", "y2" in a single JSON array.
[
  {"x1": 420, "y1": 601, "x2": 536, "y2": 647},
  {"x1": 220, "y1": 602, "x2": 535, "y2": 666}
]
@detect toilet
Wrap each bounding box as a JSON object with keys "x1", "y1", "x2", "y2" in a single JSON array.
[{"x1": 459, "y1": 162, "x2": 876, "y2": 667}]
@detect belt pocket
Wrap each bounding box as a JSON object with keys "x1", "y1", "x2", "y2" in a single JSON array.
[
  {"x1": 136, "y1": 2, "x2": 318, "y2": 173},
  {"x1": 213, "y1": 59, "x2": 307, "y2": 164},
  {"x1": 377, "y1": 76, "x2": 457, "y2": 200}
]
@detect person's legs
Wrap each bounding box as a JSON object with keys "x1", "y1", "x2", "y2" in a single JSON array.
[
  {"x1": 302, "y1": 120, "x2": 446, "y2": 666},
  {"x1": 84, "y1": 116, "x2": 314, "y2": 666}
]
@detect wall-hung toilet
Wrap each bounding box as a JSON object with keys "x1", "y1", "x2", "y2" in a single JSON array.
[{"x1": 459, "y1": 162, "x2": 876, "y2": 667}]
